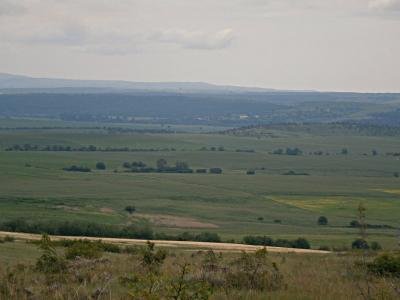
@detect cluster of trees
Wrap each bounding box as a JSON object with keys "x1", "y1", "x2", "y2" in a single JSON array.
[
  {"x1": 122, "y1": 159, "x2": 223, "y2": 175},
  {"x1": 0, "y1": 218, "x2": 223, "y2": 243},
  {"x1": 63, "y1": 165, "x2": 91, "y2": 172},
  {"x1": 349, "y1": 220, "x2": 395, "y2": 229},
  {"x1": 243, "y1": 235, "x2": 311, "y2": 249},
  {"x1": 0, "y1": 219, "x2": 154, "y2": 240},
  {"x1": 62, "y1": 162, "x2": 106, "y2": 172},
  {"x1": 273, "y1": 148, "x2": 303, "y2": 156},
  {"x1": 282, "y1": 170, "x2": 310, "y2": 176},
  {"x1": 200, "y1": 146, "x2": 226, "y2": 151},
  {"x1": 352, "y1": 239, "x2": 382, "y2": 250},
  {"x1": 154, "y1": 231, "x2": 221, "y2": 243},
  {"x1": 199, "y1": 147, "x2": 256, "y2": 153},
  {"x1": 6, "y1": 144, "x2": 176, "y2": 152}
]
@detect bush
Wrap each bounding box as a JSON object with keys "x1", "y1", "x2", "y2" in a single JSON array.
[
  {"x1": 225, "y1": 249, "x2": 285, "y2": 291},
  {"x1": 196, "y1": 168, "x2": 207, "y2": 173},
  {"x1": 96, "y1": 162, "x2": 106, "y2": 170},
  {"x1": 352, "y1": 239, "x2": 369, "y2": 250},
  {"x1": 368, "y1": 253, "x2": 400, "y2": 277},
  {"x1": 63, "y1": 165, "x2": 91, "y2": 172},
  {"x1": 123, "y1": 162, "x2": 131, "y2": 168},
  {"x1": 243, "y1": 235, "x2": 273, "y2": 246},
  {"x1": 36, "y1": 234, "x2": 66, "y2": 274},
  {"x1": 370, "y1": 241, "x2": 382, "y2": 251},
  {"x1": 246, "y1": 170, "x2": 255, "y2": 175},
  {"x1": 394, "y1": 172, "x2": 399, "y2": 178},
  {"x1": 317, "y1": 216, "x2": 328, "y2": 226},
  {"x1": 65, "y1": 240, "x2": 102, "y2": 260},
  {"x1": 195, "y1": 232, "x2": 221, "y2": 243},
  {"x1": 291, "y1": 238, "x2": 311, "y2": 249},
  {"x1": 319, "y1": 245, "x2": 330, "y2": 251},
  {"x1": 125, "y1": 205, "x2": 136, "y2": 214},
  {"x1": 3, "y1": 235, "x2": 15, "y2": 242},
  {"x1": 209, "y1": 168, "x2": 222, "y2": 174},
  {"x1": 349, "y1": 220, "x2": 360, "y2": 227}
]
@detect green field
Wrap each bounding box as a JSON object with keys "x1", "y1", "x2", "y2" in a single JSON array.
[{"x1": 1, "y1": 121, "x2": 400, "y2": 249}]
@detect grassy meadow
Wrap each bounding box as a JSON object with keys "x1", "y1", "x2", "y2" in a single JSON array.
[
  {"x1": 0, "y1": 119, "x2": 400, "y2": 249},
  {"x1": 0, "y1": 237, "x2": 399, "y2": 299}
]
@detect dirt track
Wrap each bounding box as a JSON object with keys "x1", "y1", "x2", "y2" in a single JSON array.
[{"x1": 0, "y1": 231, "x2": 330, "y2": 254}]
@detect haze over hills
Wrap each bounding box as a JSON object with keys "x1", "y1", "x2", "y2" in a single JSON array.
[
  {"x1": 0, "y1": 73, "x2": 400, "y2": 126},
  {"x1": 0, "y1": 73, "x2": 278, "y2": 94}
]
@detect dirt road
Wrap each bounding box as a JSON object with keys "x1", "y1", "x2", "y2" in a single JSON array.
[{"x1": 0, "y1": 231, "x2": 330, "y2": 254}]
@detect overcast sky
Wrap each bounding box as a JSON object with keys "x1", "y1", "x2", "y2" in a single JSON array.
[{"x1": 0, "y1": 0, "x2": 399, "y2": 92}]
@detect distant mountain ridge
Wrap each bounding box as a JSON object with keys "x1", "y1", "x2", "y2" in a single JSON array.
[{"x1": 0, "y1": 73, "x2": 279, "y2": 94}]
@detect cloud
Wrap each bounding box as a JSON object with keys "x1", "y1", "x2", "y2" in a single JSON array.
[
  {"x1": 0, "y1": 0, "x2": 26, "y2": 16},
  {"x1": 8, "y1": 20, "x2": 141, "y2": 55},
  {"x1": 369, "y1": 0, "x2": 400, "y2": 11},
  {"x1": 151, "y1": 28, "x2": 234, "y2": 50}
]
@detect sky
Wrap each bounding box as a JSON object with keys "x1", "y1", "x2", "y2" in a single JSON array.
[{"x1": 0, "y1": 0, "x2": 399, "y2": 92}]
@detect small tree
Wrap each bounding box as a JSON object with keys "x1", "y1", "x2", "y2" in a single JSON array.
[
  {"x1": 125, "y1": 205, "x2": 136, "y2": 214},
  {"x1": 370, "y1": 241, "x2": 382, "y2": 251},
  {"x1": 209, "y1": 168, "x2": 222, "y2": 174},
  {"x1": 175, "y1": 161, "x2": 189, "y2": 170},
  {"x1": 341, "y1": 148, "x2": 348, "y2": 155},
  {"x1": 394, "y1": 172, "x2": 399, "y2": 178},
  {"x1": 357, "y1": 203, "x2": 367, "y2": 240},
  {"x1": 352, "y1": 238, "x2": 369, "y2": 250},
  {"x1": 96, "y1": 162, "x2": 106, "y2": 170},
  {"x1": 157, "y1": 158, "x2": 168, "y2": 170},
  {"x1": 36, "y1": 234, "x2": 66, "y2": 274},
  {"x1": 317, "y1": 216, "x2": 328, "y2": 226}
]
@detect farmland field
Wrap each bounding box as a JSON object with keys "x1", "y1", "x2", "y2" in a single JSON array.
[{"x1": 1, "y1": 119, "x2": 400, "y2": 249}]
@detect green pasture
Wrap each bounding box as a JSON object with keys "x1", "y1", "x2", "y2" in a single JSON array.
[{"x1": 0, "y1": 126, "x2": 399, "y2": 249}]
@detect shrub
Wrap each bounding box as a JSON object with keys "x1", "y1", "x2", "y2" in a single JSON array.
[
  {"x1": 292, "y1": 238, "x2": 311, "y2": 249},
  {"x1": 225, "y1": 248, "x2": 285, "y2": 291},
  {"x1": 96, "y1": 162, "x2": 106, "y2": 170},
  {"x1": 63, "y1": 165, "x2": 91, "y2": 172},
  {"x1": 350, "y1": 220, "x2": 360, "y2": 227},
  {"x1": 246, "y1": 170, "x2": 255, "y2": 175},
  {"x1": 370, "y1": 241, "x2": 382, "y2": 251},
  {"x1": 209, "y1": 168, "x2": 222, "y2": 174},
  {"x1": 195, "y1": 232, "x2": 221, "y2": 243},
  {"x1": 35, "y1": 234, "x2": 66, "y2": 273},
  {"x1": 352, "y1": 239, "x2": 369, "y2": 250},
  {"x1": 125, "y1": 205, "x2": 136, "y2": 214},
  {"x1": 243, "y1": 235, "x2": 273, "y2": 246},
  {"x1": 65, "y1": 240, "x2": 102, "y2": 260},
  {"x1": 368, "y1": 253, "x2": 400, "y2": 277},
  {"x1": 317, "y1": 216, "x2": 328, "y2": 226},
  {"x1": 3, "y1": 235, "x2": 15, "y2": 242},
  {"x1": 196, "y1": 168, "x2": 207, "y2": 173},
  {"x1": 319, "y1": 246, "x2": 330, "y2": 251},
  {"x1": 274, "y1": 239, "x2": 293, "y2": 248},
  {"x1": 394, "y1": 172, "x2": 399, "y2": 178}
]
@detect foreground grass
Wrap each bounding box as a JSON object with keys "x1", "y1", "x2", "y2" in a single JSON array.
[{"x1": 0, "y1": 238, "x2": 399, "y2": 299}]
